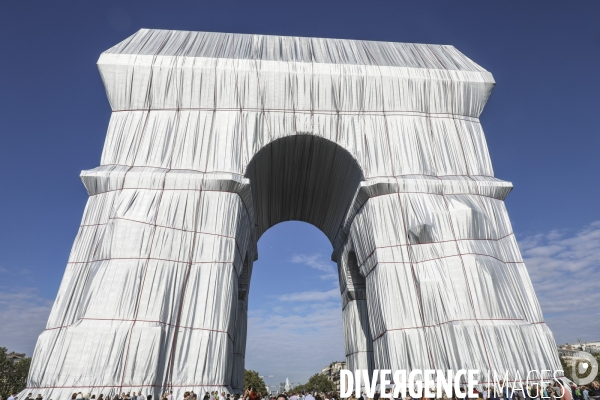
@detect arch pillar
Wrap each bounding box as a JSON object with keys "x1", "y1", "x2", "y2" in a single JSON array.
[
  {"x1": 230, "y1": 252, "x2": 256, "y2": 394},
  {"x1": 337, "y1": 176, "x2": 559, "y2": 378},
  {"x1": 336, "y1": 242, "x2": 375, "y2": 377},
  {"x1": 28, "y1": 168, "x2": 255, "y2": 400}
]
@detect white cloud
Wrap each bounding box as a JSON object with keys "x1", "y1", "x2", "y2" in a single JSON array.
[
  {"x1": 520, "y1": 220, "x2": 600, "y2": 344},
  {"x1": 246, "y1": 253, "x2": 345, "y2": 383},
  {"x1": 0, "y1": 289, "x2": 52, "y2": 355},
  {"x1": 320, "y1": 273, "x2": 339, "y2": 281},
  {"x1": 277, "y1": 288, "x2": 340, "y2": 302},
  {"x1": 245, "y1": 299, "x2": 345, "y2": 385},
  {"x1": 291, "y1": 253, "x2": 338, "y2": 282}
]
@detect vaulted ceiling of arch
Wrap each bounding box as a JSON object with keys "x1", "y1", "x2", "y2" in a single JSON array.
[{"x1": 245, "y1": 134, "x2": 364, "y2": 243}]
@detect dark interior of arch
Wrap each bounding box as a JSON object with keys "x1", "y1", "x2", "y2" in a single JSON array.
[{"x1": 245, "y1": 134, "x2": 364, "y2": 244}]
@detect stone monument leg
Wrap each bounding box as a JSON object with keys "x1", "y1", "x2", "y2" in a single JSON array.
[
  {"x1": 349, "y1": 183, "x2": 560, "y2": 379},
  {"x1": 27, "y1": 169, "x2": 253, "y2": 400},
  {"x1": 337, "y1": 243, "x2": 374, "y2": 377},
  {"x1": 230, "y1": 255, "x2": 254, "y2": 394}
]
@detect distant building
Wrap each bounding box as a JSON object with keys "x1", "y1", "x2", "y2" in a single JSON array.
[
  {"x1": 7, "y1": 352, "x2": 26, "y2": 363},
  {"x1": 558, "y1": 341, "x2": 600, "y2": 367},
  {"x1": 320, "y1": 361, "x2": 347, "y2": 391},
  {"x1": 558, "y1": 341, "x2": 600, "y2": 355}
]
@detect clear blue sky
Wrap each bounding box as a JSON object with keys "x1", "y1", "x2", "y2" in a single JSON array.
[{"x1": 1, "y1": 0, "x2": 599, "y2": 385}]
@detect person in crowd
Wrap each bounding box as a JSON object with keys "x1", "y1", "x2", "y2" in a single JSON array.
[
  {"x1": 247, "y1": 387, "x2": 259, "y2": 400},
  {"x1": 574, "y1": 385, "x2": 582, "y2": 400},
  {"x1": 516, "y1": 384, "x2": 527, "y2": 400},
  {"x1": 500, "y1": 381, "x2": 512, "y2": 400},
  {"x1": 7, "y1": 393, "x2": 17, "y2": 400},
  {"x1": 549, "y1": 386, "x2": 557, "y2": 400}
]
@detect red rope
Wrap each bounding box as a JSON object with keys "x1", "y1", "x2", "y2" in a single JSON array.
[{"x1": 373, "y1": 320, "x2": 546, "y2": 341}]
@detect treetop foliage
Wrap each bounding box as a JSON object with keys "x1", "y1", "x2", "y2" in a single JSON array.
[
  {"x1": 0, "y1": 347, "x2": 31, "y2": 400},
  {"x1": 244, "y1": 369, "x2": 268, "y2": 395}
]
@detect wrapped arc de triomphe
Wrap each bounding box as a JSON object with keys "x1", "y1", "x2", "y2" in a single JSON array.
[{"x1": 24, "y1": 29, "x2": 561, "y2": 398}]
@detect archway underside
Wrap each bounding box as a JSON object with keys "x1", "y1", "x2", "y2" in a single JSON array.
[{"x1": 246, "y1": 134, "x2": 364, "y2": 243}]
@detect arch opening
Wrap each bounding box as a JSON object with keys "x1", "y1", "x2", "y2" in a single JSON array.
[
  {"x1": 245, "y1": 135, "x2": 364, "y2": 244},
  {"x1": 244, "y1": 221, "x2": 347, "y2": 384}
]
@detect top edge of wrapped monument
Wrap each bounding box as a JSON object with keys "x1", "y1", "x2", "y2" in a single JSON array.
[{"x1": 102, "y1": 28, "x2": 489, "y2": 72}]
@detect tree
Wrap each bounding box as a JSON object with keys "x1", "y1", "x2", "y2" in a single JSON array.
[
  {"x1": 244, "y1": 369, "x2": 268, "y2": 395},
  {"x1": 296, "y1": 374, "x2": 335, "y2": 394},
  {"x1": 0, "y1": 347, "x2": 31, "y2": 399}
]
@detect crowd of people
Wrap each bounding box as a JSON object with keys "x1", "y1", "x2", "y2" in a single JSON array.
[
  {"x1": 3, "y1": 380, "x2": 599, "y2": 400},
  {"x1": 266, "y1": 381, "x2": 600, "y2": 400},
  {"x1": 333, "y1": 380, "x2": 599, "y2": 400}
]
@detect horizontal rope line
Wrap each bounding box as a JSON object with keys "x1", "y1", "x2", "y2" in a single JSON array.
[
  {"x1": 467, "y1": 376, "x2": 565, "y2": 385},
  {"x1": 345, "y1": 350, "x2": 374, "y2": 357},
  {"x1": 44, "y1": 317, "x2": 234, "y2": 342},
  {"x1": 110, "y1": 107, "x2": 481, "y2": 120},
  {"x1": 379, "y1": 375, "x2": 565, "y2": 386},
  {"x1": 81, "y1": 217, "x2": 239, "y2": 238},
  {"x1": 84, "y1": 188, "x2": 254, "y2": 239},
  {"x1": 373, "y1": 319, "x2": 546, "y2": 341},
  {"x1": 357, "y1": 232, "x2": 516, "y2": 269},
  {"x1": 67, "y1": 257, "x2": 238, "y2": 265},
  {"x1": 78, "y1": 216, "x2": 246, "y2": 264},
  {"x1": 24, "y1": 383, "x2": 229, "y2": 389},
  {"x1": 365, "y1": 251, "x2": 522, "y2": 278},
  {"x1": 335, "y1": 189, "x2": 512, "y2": 252},
  {"x1": 24, "y1": 376, "x2": 565, "y2": 390},
  {"x1": 89, "y1": 165, "x2": 498, "y2": 181},
  {"x1": 88, "y1": 187, "x2": 507, "y2": 204}
]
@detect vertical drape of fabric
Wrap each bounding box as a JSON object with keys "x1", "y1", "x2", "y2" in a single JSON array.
[{"x1": 23, "y1": 29, "x2": 560, "y2": 400}]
